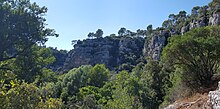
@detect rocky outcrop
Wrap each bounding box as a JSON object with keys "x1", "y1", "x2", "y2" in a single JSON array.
[
  {"x1": 181, "y1": 24, "x2": 190, "y2": 35},
  {"x1": 144, "y1": 6, "x2": 220, "y2": 61},
  {"x1": 63, "y1": 37, "x2": 119, "y2": 72},
  {"x1": 118, "y1": 36, "x2": 144, "y2": 65},
  {"x1": 61, "y1": 4, "x2": 220, "y2": 72},
  {"x1": 63, "y1": 36, "x2": 144, "y2": 72},
  {"x1": 207, "y1": 81, "x2": 220, "y2": 109},
  {"x1": 189, "y1": 18, "x2": 208, "y2": 30},
  {"x1": 143, "y1": 30, "x2": 170, "y2": 60},
  {"x1": 209, "y1": 12, "x2": 220, "y2": 26}
]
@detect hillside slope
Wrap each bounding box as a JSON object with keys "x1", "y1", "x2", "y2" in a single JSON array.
[{"x1": 55, "y1": 2, "x2": 220, "y2": 72}]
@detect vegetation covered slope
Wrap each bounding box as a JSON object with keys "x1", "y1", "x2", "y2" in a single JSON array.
[{"x1": 0, "y1": 0, "x2": 220, "y2": 109}]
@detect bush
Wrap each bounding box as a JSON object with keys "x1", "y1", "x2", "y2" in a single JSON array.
[{"x1": 162, "y1": 26, "x2": 220, "y2": 90}]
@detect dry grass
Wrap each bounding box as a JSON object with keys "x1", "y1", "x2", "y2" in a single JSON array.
[
  {"x1": 177, "y1": 93, "x2": 209, "y2": 109},
  {"x1": 164, "y1": 78, "x2": 220, "y2": 109}
]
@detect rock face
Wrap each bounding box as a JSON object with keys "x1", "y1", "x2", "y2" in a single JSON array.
[
  {"x1": 118, "y1": 36, "x2": 144, "y2": 65},
  {"x1": 143, "y1": 30, "x2": 170, "y2": 60},
  {"x1": 207, "y1": 81, "x2": 220, "y2": 109},
  {"x1": 189, "y1": 19, "x2": 208, "y2": 30},
  {"x1": 63, "y1": 37, "x2": 119, "y2": 72},
  {"x1": 143, "y1": 7, "x2": 220, "y2": 61},
  {"x1": 209, "y1": 12, "x2": 220, "y2": 26},
  {"x1": 63, "y1": 36, "x2": 144, "y2": 72},
  {"x1": 181, "y1": 24, "x2": 190, "y2": 35},
  {"x1": 60, "y1": 5, "x2": 220, "y2": 72}
]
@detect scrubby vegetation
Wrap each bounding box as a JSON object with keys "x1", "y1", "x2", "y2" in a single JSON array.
[{"x1": 0, "y1": 0, "x2": 220, "y2": 109}]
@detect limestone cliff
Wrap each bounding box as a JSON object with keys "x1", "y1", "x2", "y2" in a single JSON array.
[
  {"x1": 58, "y1": 4, "x2": 220, "y2": 72},
  {"x1": 63, "y1": 37, "x2": 118, "y2": 72},
  {"x1": 62, "y1": 36, "x2": 144, "y2": 72},
  {"x1": 144, "y1": 5, "x2": 220, "y2": 61}
]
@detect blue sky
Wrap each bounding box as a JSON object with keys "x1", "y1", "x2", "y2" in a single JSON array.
[{"x1": 32, "y1": 0, "x2": 211, "y2": 50}]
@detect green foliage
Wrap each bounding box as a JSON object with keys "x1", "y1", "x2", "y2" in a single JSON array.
[
  {"x1": 118, "y1": 27, "x2": 127, "y2": 36},
  {"x1": 77, "y1": 86, "x2": 101, "y2": 101},
  {"x1": 88, "y1": 64, "x2": 110, "y2": 88},
  {"x1": 14, "y1": 45, "x2": 56, "y2": 82},
  {"x1": 136, "y1": 29, "x2": 147, "y2": 36},
  {"x1": 88, "y1": 32, "x2": 96, "y2": 39},
  {"x1": 34, "y1": 68, "x2": 59, "y2": 85},
  {"x1": 137, "y1": 60, "x2": 170, "y2": 109},
  {"x1": 161, "y1": 68, "x2": 192, "y2": 108},
  {"x1": 80, "y1": 95, "x2": 100, "y2": 109},
  {"x1": 118, "y1": 36, "x2": 145, "y2": 71},
  {"x1": 209, "y1": 0, "x2": 220, "y2": 13},
  {"x1": 0, "y1": 0, "x2": 219, "y2": 109},
  {"x1": 105, "y1": 71, "x2": 142, "y2": 109},
  {"x1": 60, "y1": 65, "x2": 92, "y2": 101},
  {"x1": 0, "y1": 80, "x2": 40, "y2": 108},
  {"x1": 98, "y1": 82, "x2": 114, "y2": 105},
  {"x1": 0, "y1": 0, "x2": 57, "y2": 83},
  {"x1": 162, "y1": 26, "x2": 220, "y2": 90},
  {"x1": 37, "y1": 98, "x2": 63, "y2": 109},
  {"x1": 48, "y1": 47, "x2": 68, "y2": 72},
  {"x1": 118, "y1": 63, "x2": 134, "y2": 71},
  {"x1": 75, "y1": 86, "x2": 101, "y2": 108},
  {"x1": 105, "y1": 87, "x2": 141, "y2": 109},
  {"x1": 95, "y1": 29, "x2": 104, "y2": 38},
  {"x1": 87, "y1": 29, "x2": 103, "y2": 39},
  {"x1": 0, "y1": 1, "x2": 63, "y2": 107},
  {"x1": 162, "y1": 11, "x2": 188, "y2": 34},
  {"x1": 0, "y1": 0, "x2": 57, "y2": 63},
  {"x1": 52, "y1": 64, "x2": 110, "y2": 107},
  {"x1": 74, "y1": 82, "x2": 114, "y2": 108},
  {"x1": 147, "y1": 24, "x2": 153, "y2": 35},
  {"x1": 0, "y1": 80, "x2": 63, "y2": 109}
]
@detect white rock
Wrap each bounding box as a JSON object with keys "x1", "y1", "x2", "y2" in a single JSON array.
[{"x1": 208, "y1": 81, "x2": 220, "y2": 109}]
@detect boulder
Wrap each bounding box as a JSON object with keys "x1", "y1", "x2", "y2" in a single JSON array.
[{"x1": 207, "y1": 81, "x2": 220, "y2": 109}]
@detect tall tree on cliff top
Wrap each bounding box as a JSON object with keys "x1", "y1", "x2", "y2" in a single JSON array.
[
  {"x1": 95, "y1": 29, "x2": 103, "y2": 38},
  {"x1": 88, "y1": 32, "x2": 95, "y2": 39},
  {"x1": 118, "y1": 27, "x2": 127, "y2": 36}
]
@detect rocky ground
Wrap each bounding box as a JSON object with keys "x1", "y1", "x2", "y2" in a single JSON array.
[
  {"x1": 165, "y1": 81, "x2": 220, "y2": 109},
  {"x1": 165, "y1": 93, "x2": 210, "y2": 109}
]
